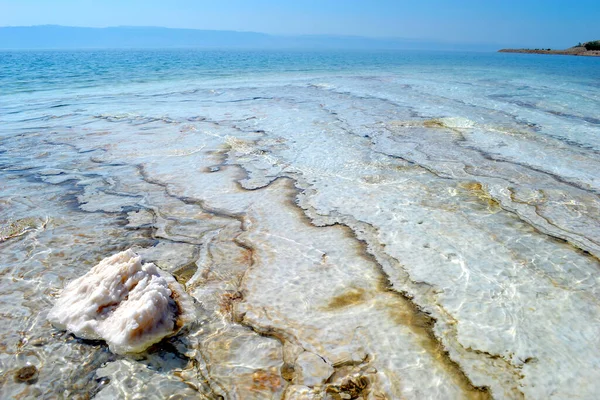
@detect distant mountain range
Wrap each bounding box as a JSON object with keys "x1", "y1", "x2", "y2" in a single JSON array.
[{"x1": 0, "y1": 25, "x2": 501, "y2": 51}]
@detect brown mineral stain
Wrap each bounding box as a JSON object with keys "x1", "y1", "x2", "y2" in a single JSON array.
[
  {"x1": 423, "y1": 119, "x2": 446, "y2": 129},
  {"x1": 219, "y1": 291, "x2": 243, "y2": 316},
  {"x1": 128, "y1": 314, "x2": 155, "y2": 339},
  {"x1": 325, "y1": 287, "x2": 366, "y2": 310},
  {"x1": 387, "y1": 302, "x2": 434, "y2": 331},
  {"x1": 74, "y1": 233, "x2": 93, "y2": 238},
  {"x1": 251, "y1": 368, "x2": 282, "y2": 392},
  {"x1": 280, "y1": 363, "x2": 295, "y2": 381},
  {"x1": 326, "y1": 375, "x2": 371, "y2": 399},
  {"x1": 459, "y1": 182, "x2": 501, "y2": 211},
  {"x1": 170, "y1": 286, "x2": 185, "y2": 331},
  {"x1": 88, "y1": 131, "x2": 112, "y2": 136},
  {"x1": 172, "y1": 262, "x2": 198, "y2": 284},
  {"x1": 96, "y1": 302, "x2": 118, "y2": 315},
  {"x1": 382, "y1": 295, "x2": 491, "y2": 400},
  {"x1": 235, "y1": 248, "x2": 253, "y2": 266},
  {"x1": 14, "y1": 365, "x2": 38, "y2": 384}
]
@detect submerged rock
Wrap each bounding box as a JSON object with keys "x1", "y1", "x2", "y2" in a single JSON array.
[
  {"x1": 14, "y1": 365, "x2": 39, "y2": 384},
  {"x1": 48, "y1": 249, "x2": 195, "y2": 355},
  {"x1": 294, "y1": 352, "x2": 334, "y2": 387},
  {"x1": 0, "y1": 217, "x2": 47, "y2": 243}
]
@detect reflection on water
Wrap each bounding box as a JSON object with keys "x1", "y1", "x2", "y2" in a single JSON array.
[{"x1": 1, "y1": 50, "x2": 599, "y2": 399}]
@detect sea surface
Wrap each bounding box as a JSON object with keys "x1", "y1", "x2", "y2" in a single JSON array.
[{"x1": 1, "y1": 49, "x2": 599, "y2": 399}]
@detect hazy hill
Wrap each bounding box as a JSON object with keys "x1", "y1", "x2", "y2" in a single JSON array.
[{"x1": 0, "y1": 25, "x2": 500, "y2": 51}]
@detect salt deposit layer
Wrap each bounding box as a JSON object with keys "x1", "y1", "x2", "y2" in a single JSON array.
[{"x1": 1, "y1": 50, "x2": 599, "y2": 399}]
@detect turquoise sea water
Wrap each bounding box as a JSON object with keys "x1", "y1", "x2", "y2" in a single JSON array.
[
  {"x1": 2, "y1": 49, "x2": 599, "y2": 94},
  {"x1": 1, "y1": 50, "x2": 599, "y2": 399}
]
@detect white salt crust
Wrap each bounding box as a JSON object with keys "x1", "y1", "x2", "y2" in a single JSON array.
[{"x1": 48, "y1": 249, "x2": 194, "y2": 354}]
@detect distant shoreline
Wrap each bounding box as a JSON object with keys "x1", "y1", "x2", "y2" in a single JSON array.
[{"x1": 498, "y1": 47, "x2": 600, "y2": 57}]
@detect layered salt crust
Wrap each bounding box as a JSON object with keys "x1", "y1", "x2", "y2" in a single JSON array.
[{"x1": 1, "y1": 69, "x2": 599, "y2": 399}]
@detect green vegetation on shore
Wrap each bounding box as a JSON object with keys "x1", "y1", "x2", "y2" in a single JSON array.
[{"x1": 584, "y1": 40, "x2": 600, "y2": 50}]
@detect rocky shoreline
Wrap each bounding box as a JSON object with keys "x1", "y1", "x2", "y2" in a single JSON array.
[{"x1": 499, "y1": 45, "x2": 600, "y2": 57}]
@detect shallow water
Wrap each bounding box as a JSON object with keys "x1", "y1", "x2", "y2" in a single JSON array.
[{"x1": 0, "y1": 49, "x2": 599, "y2": 399}]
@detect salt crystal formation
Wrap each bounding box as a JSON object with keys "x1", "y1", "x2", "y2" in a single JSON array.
[{"x1": 48, "y1": 249, "x2": 194, "y2": 355}]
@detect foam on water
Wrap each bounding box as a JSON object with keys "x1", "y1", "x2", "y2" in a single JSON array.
[{"x1": 1, "y1": 49, "x2": 599, "y2": 399}]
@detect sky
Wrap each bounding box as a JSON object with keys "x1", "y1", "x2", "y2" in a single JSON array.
[{"x1": 1, "y1": 0, "x2": 598, "y2": 48}]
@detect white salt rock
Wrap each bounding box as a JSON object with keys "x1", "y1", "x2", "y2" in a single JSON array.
[
  {"x1": 295, "y1": 351, "x2": 334, "y2": 387},
  {"x1": 48, "y1": 249, "x2": 194, "y2": 355}
]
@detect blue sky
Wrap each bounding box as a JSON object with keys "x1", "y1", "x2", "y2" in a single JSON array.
[{"x1": 1, "y1": 0, "x2": 598, "y2": 47}]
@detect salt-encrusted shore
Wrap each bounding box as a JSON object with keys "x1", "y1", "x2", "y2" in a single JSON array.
[{"x1": 2, "y1": 51, "x2": 600, "y2": 399}]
